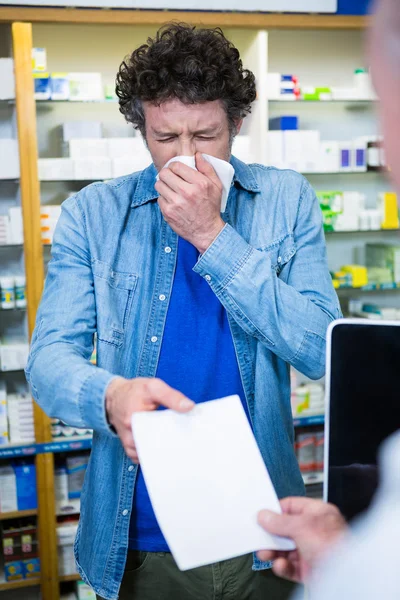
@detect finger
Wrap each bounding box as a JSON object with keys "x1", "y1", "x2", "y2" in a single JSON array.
[
  {"x1": 258, "y1": 510, "x2": 299, "y2": 539},
  {"x1": 159, "y1": 166, "x2": 195, "y2": 195},
  {"x1": 155, "y1": 180, "x2": 178, "y2": 204},
  {"x1": 256, "y1": 550, "x2": 277, "y2": 562},
  {"x1": 144, "y1": 378, "x2": 195, "y2": 412},
  {"x1": 168, "y1": 160, "x2": 199, "y2": 184},
  {"x1": 280, "y1": 496, "x2": 327, "y2": 516},
  {"x1": 195, "y1": 153, "x2": 221, "y2": 187},
  {"x1": 272, "y1": 557, "x2": 298, "y2": 582}
]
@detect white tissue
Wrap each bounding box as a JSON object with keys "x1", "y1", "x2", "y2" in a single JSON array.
[{"x1": 157, "y1": 154, "x2": 234, "y2": 213}]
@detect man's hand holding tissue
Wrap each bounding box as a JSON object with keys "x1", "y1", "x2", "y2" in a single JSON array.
[
  {"x1": 257, "y1": 497, "x2": 347, "y2": 584},
  {"x1": 155, "y1": 152, "x2": 225, "y2": 254},
  {"x1": 105, "y1": 377, "x2": 194, "y2": 463}
]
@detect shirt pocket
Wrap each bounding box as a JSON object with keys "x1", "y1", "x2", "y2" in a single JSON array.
[
  {"x1": 258, "y1": 233, "x2": 297, "y2": 276},
  {"x1": 92, "y1": 260, "x2": 138, "y2": 348}
]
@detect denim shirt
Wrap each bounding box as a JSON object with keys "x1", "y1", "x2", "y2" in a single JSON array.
[{"x1": 26, "y1": 156, "x2": 340, "y2": 600}]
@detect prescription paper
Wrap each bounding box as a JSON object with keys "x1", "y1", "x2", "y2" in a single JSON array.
[{"x1": 131, "y1": 395, "x2": 295, "y2": 571}]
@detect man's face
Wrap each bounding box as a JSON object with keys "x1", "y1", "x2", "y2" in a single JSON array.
[{"x1": 143, "y1": 98, "x2": 240, "y2": 172}]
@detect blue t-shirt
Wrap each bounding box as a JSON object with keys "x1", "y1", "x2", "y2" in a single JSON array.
[{"x1": 129, "y1": 237, "x2": 249, "y2": 551}]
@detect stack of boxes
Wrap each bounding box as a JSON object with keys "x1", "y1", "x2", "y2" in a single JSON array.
[
  {"x1": 57, "y1": 520, "x2": 79, "y2": 576},
  {"x1": 41, "y1": 205, "x2": 62, "y2": 245},
  {"x1": 296, "y1": 430, "x2": 325, "y2": 476},
  {"x1": 291, "y1": 382, "x2": 325, "y2": 418},
  {"x1": 0, "y1": 383, "x2": 35, "y2": 445},
  {"x1": 266, "y1": 69, "x2": 376, "y2": 102},
  {"x1": 51, "y1": 418, "x2": 92, "y2": 440},
  {"x1": 0, "y1": 461, "x2": 38, "y2": 514},
  {"x1": 0, "y1": 206, "x2": 24, "y2": 245},
  {"x1": 366, "y1": 244, "x2": 400, "y2": 284},
  {"x1": 54, "y1": 454, "x2": 89, "y2": 516},
  {"x1": 266, "y1": 73, "x2": 300, "y2": 100},
  {"x1": 1, "y1": 515, "x2": 40, "y2": 581},
  {"x1": 0, "y1": 58, "x2": 19, "y2": 178},
  {"x1": 319, "y1": 191, "x2": 399, "y2": 232},
  {"x1": 267, "y1": 116, "x2": 368, "y2": 173},
  {"x1": 38, "y1": 128, "x2": 152, "y2": 182},
  {"x1": 0, "y1": 343, "x2": 30, "y2": 372}
]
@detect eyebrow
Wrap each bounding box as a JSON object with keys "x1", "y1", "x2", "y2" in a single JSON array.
[{"x1": 152, "y1": 126, "x2": 221, "y2": 137}]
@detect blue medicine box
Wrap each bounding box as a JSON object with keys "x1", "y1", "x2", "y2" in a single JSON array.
[
  {"x1": 269, "y1": 116, "x2": 299, "y2": 131},
  {"x1": 13, "y1": 463, "x2": 38, "y2": 510}
]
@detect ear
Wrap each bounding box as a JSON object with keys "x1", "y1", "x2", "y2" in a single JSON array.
[{"x1": 235, "y1": 119, "x2": 244, "y2": 135}]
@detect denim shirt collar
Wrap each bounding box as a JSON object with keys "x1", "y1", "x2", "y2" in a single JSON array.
[{"x1": 130, "y1": 155, "x2": 260, "y2": 208}]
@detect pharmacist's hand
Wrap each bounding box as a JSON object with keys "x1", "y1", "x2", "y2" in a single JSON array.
[
  {"x1": 257, "y1": 497, "x2": 347, "y2": 584},
  {"x1": 155, "y1": 152, "x2": 224, "y2": 254},
  {"x1": 105, "y1": 377, "x2": 194, "y2": 463}
]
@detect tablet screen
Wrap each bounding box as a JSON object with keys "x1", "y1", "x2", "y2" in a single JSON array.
[{"x1": 327, "y1": 322, "x2": 400, "y2": 521}]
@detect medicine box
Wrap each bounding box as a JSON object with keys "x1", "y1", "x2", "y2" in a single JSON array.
[
  {"x1": 9, "y1": 207, "x2": 23, "y2": 245},
  {"x1": 38, "y1": 158, "x2": 74, "y2": 181},
  {"x1": 366, "y1": 244, "x2": 400, "y2": 283},
  {"x1": 59, "y1": 121, "x2": 103, "y2": 142},
  {"x1": 107, "y1": 137, "x2": 141, "y2": 159},
  {"x1": 0, "y1": 58, "x2": 15, "y2": 100},
  {"x1": 76, "y1": 580, "x2": 97, "y2": 599},
  {"x1": 0, "y1": 465, "x2": 18, "y2": 512},
  {"x1": 4, "y1": 560, "x2": 24, "y2": 582},
  {"x1": 51, "y1": 72, "x2": 70, "y2": 101},
  {"x1": 0, "y1": 139, "x2": 20, "y2": 180},
  {"x1": 73, "y1": 158, "x2": 112, "y2": 181},
  {"x1": 13, "y1": 463, "x2": 37, "y2": 510},
  {"x1": 269, "y1": 116, "x2": 298, "y2": 131},
  {"x1": 23, "y1": 557, "x2": 40, "y2": 579},
  {"x1": 33, "y1": 72, "x2": 51, "y2": 100},
  {"x1": 69, "y1": 72, "x2": 103, "y2": 102},
  {"x1": 68, "y1": 138, "x2": 109, "y2": 159},
  {"x1": 32, "y1": 48, "x2": 47, "y2": 73},
  {"x1": 0, "y1": 344, "x2": 30, "y2": 371},
  {"x1": 66, "y1": 455, "x2": 89, "y2": 499}
]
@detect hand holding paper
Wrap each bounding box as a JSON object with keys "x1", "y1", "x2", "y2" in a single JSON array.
[{"x1": 131, "y1": 395, "x2": 295, "y2": 571}]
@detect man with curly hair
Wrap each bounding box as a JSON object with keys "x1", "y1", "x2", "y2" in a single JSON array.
[{"x1": 27, "y1": 23, "x2": 340, "y2": 600}]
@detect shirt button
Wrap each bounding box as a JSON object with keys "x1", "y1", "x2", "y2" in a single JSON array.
[
  {"x1": 159, "y1": 294, "x2": 166, "y2": 301},
  {"x1": 277, "y1": 256, "x2": 282, "y2": 264},
  {"x1": 205, "y1": 275, "x2": 211, "y2": 282},
  {"x1": 122, "y1": 509, "x2": 129, "y2": 516},
  {"x1": 128, "y1": 465, "x2": 134, "y2": 472},
  {"x1": 151, "y1": 336, "x2": 158, "y2": 343},
  {"x1": 164, "y1": 246, "x2": 172, "y2": 254}
]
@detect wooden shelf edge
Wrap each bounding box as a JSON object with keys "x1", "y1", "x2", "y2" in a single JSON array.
[
  {"x1": 0, "y1": 8, "x2": 370, "y2": 29},
  {"x1": 0, "y1": 577, "x2": 40, "y2": 591},
  {"x1": 0, "y1": 509, "x2": 37, "y2": 520},
  {"x1": 59, "y1": 573, "x2": 81, "y2": 582}
]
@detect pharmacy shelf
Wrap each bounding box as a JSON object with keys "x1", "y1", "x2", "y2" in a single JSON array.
[
  {"x1": 325, "y1": 229, "x2": 400, "y2": 235},
  {"x1": 0, "y1": 509, "x2": 37, "y2": 520},
  {"x1": 302, "y1": 472, "x2": 324, "y2": 486},
  {"x1": 0, "y1": 243, "x2": 23, "y2": 248},
  {"x1": 0, "y1": 576, "x2": 40, "y2": 591},
  {"x1": 293, "y1": 414, "x2": 325, "y2": 427},
  {"x1": 40, "y1": 178, "x2": 100, "y2": 183},
  {"x1": 336, "y1": 282, "x2": 400, "y2": 292},
  {"x1": 0, "y1": 306, "x2": 26, "y2": 312},
  {"x1": 303, "y1": 170, "x2": 385, "y2": 175},
  {"x1": 0, "y1": 436, "x2": 92, "y2": 459},
  {"x1": 269, "y1": 99, "x2": 376, "y2": 105},
  {"x1": 36, "y1": 99, "x2": 117, "y2": 105},
  {"x1": 59, "y1": 573, "x2": 81, "y2": 583}
]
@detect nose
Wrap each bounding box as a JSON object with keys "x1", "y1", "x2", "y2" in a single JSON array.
[{"x1": 177, "y1": 137, "x2": 196, "y2": 157}]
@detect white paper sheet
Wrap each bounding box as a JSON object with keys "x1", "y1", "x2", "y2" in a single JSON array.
[
  {"x1": 131, "y1": 395, "x2": 295, "y2": 571},
  {"x1": 156, "y1": 154, "x2": 234, "y2": 213}
]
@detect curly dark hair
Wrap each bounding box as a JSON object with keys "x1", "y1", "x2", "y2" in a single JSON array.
[{"x1": 115, "y1": 23, "x2": 256, "y2": 138}]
